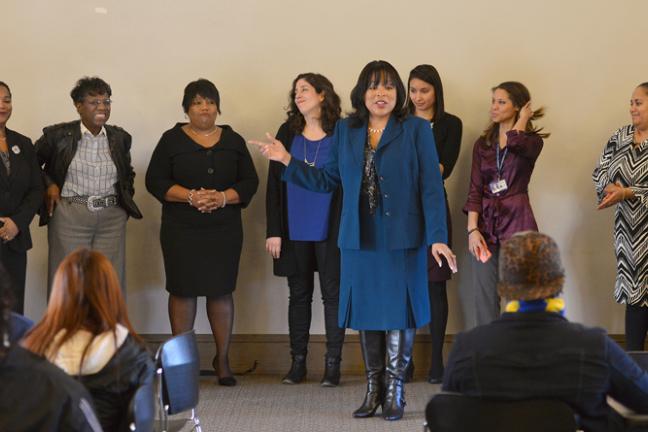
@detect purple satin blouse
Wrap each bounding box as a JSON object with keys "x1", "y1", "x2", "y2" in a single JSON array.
[{"x1": 463, "y1": 130, "x2": 543, "y2": 247}]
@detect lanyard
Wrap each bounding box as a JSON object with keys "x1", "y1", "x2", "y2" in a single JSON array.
[{"x1": 496, "y1": 145, "x2": 508, "y2": 179}]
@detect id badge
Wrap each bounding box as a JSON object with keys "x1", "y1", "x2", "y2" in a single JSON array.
[{"x1": 489, "y1": 179, "x2": 508, "y2": 194}]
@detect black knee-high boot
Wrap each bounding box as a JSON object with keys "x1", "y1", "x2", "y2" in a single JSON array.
[
  {"x1": 383, "y1": 329, "x2": 415, "y2": 421},
  {"x1": 352, "y1": 330, "x2": 385, "y2": 418}
]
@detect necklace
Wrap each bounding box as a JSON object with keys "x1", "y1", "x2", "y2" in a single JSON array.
[
  {"x1": 303, "y1": 136, "x2": 323, "y2": 167},
  {"x1": 367, "y1": 127, "x2": 385, "y2": 134},
  {"x1": 189, "y1": 125, "x2": 218, "y2": 137}
]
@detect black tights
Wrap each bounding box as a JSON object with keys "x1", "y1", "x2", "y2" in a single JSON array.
[
  {"x1": 625, "y1": 304, "x2": 648, "y2": 350},
  {"x1": 168, "y1": 293, "x2": 234, "y2": 378}
]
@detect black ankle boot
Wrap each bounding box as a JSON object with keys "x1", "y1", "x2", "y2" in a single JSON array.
[
  {"x1": 353, "y1": 331, "x2": 385, "y2": 418},
  {"x1": 382, "y1": 329, "x2": 415, "y2": 421},
  {"x1": 320, "y1": 356, "x2": 341, "y2": 387},
  {"x1": 282, "y1": 354, "x2": 307, "y2": 384}
]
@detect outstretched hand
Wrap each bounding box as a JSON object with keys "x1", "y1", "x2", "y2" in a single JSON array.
[
  {"x1": 431, "y1": 243, "x2": 458, "y2": 273},
  {"x1": 249, "y1": 133, "x2": 291, "y2": 166}
]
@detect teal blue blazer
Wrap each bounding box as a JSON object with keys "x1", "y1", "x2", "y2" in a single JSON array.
[{"x1": 283, "y1": 115, "x2": 448, "y2": 251}]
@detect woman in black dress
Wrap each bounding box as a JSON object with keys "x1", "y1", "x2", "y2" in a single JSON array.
[
  {"x1": 0, "y1": 81, "x2": 43, "y2": 313},
  {"x1": 146, "y1": 79, "x2": 258, "y2": 386},
  {"x1": 407, "y1": 64, "x2": 462, "y2": 383}
]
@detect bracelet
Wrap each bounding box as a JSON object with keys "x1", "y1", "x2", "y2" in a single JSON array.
[
  {"x1": 220, "y1": 191, "x2": 227, "y2": 208},
  {"x1": 187, "y1": 189, "x2": 195, "y2": 206},
  {"x1": 467, "y1": 227, "x2": 479, "y2": 236}
]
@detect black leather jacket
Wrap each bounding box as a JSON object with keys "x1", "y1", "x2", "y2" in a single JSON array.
[
  {"x1": 34, "y1": 120, "x2": 143, "y2": 225},
  {"x1": 78, "y1": 335, "x2": 154, "y2": 432}
]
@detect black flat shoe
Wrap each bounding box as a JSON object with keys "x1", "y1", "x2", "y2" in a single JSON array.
[
  {"x1": 213, "y1": 355, "x2": 237, "y2": 386},
  {"x1": 218, "y1": 376, "x2": 237, "y2": 386}
]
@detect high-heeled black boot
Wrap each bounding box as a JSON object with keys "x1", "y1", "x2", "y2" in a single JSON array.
[
  {"x1": 320, "y1": 356, "x2": 341, "y2": 387},
  {"x1": 282, "y1": 354, "x2": 307, "y2": 384},
  {"x1": 352, "y1": 331, "x2": 385, "y2": 418},
  {"x1": 382, "y1": 329, "x2": 415, "y2": 421}
]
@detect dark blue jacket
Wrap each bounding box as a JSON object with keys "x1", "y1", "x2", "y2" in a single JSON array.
[
  {"x1": 283, "y1": 115, "x2": 447, "y2": 250},
  {"x1": 443, "y1": 312, "x2": 648, "y2": 432}
]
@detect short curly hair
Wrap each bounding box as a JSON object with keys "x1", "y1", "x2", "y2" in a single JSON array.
[{"x1": 70, "y1": 77, "x2": 112, "y2": 103}]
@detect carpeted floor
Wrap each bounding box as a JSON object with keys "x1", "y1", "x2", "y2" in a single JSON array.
[{"x1": 171, "y1": 375, "x2": 441, "y2": 431}]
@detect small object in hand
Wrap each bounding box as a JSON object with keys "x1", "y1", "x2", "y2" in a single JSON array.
[{"x1": 479, "y1": 247, "x2": 492, "y2": 263}]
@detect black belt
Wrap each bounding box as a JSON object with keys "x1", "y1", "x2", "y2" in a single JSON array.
[{"x1": 63, "y1": 195, "x2": 118, "y2": 212}]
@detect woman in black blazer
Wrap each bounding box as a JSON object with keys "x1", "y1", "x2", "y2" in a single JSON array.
[
  {"x1": 0, "y1": 81, "x2": 44, "y2": 313},
  {"x1": 407, "y1": 65, "x2": 462, "y2": 383},
  {"x1": 265, "y1": 73, "x2": 345, "y2": 386}
]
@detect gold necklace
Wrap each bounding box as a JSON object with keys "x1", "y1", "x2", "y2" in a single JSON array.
[
  {"x1": 367, "y1": 127, "x2": 385, "y2": 134},
  {"x1": 189, "y1": 126, "x2": 218, "y2": 137}
]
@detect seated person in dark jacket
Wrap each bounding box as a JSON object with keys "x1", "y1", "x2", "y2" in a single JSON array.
[
  {"x1": 443, "y1": 231, "x2": 648, "y2": 432},
  {"x1": 0, "y1": 264, "x2": 102, "y2": 432},
  {"x1": 24, "y1": 248, "x2": 154, "y2": 432}
]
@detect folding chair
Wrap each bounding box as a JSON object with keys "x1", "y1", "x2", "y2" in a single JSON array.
[{"x1": 155, "y1": 330, "x2": 202, "y2": 432}]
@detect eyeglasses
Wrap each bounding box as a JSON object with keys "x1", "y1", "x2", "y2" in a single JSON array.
[{"x1": 84, "y1": 98, "x2": 112, "y2": 107}]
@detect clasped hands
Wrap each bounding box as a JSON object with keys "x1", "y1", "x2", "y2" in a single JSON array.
[
  {"x1": 190, "y1": 188, "x2": 226, "y2": 213},
  {"x1": 598, "y1": 181, "x2": 628, "y2": 210}
]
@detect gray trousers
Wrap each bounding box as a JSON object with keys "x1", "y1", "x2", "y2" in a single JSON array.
[
  {"x1": 470, "y1": 247, "x2": 501, "y2": 327},
  {"x1": 47, "y1": 199, "x2": 127, "y2": 294}
]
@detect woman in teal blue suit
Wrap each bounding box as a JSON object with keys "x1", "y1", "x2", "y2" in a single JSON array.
[{"x1": 251, "y1": 61, "x2": 456, "y2": 421}]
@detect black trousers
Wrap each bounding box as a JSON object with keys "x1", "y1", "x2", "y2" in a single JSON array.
[
  {"x1": 428, "y1": 281, "x2": 448, "y2": 378},
  {"x1": 625, "y1": 303, "x2": 648, "y2": 350},
  {"x1": 287, "y1": 240, "x2": 345, "y2": 359},
  {"x1": 0, "y1": 243, "x2": 27, "y2": 314}
]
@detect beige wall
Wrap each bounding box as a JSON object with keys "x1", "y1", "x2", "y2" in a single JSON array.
[{"x1": 5, "y1": 0, "x2": 646, "y2": 334}]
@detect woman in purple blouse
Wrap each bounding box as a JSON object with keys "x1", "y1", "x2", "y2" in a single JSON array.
[{"x1": 463, "y1": 81, "x2": 548, "y2": 326}]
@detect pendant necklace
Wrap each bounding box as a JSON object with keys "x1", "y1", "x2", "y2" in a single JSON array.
[{"x1": 303, "y1": 136, "x2": 323, "y2": 167}]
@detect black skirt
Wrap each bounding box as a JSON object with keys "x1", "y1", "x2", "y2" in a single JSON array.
[{"x1": 160, "y1": 217, "x2": 242, "y2": 297}]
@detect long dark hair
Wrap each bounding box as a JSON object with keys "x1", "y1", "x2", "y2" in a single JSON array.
[
  {"x1": 286, "y1": 73, "x2": 341, "y2": 135},
  {"x1": 407, "y1": 64, "x2": 445, "y2": 123},
  {"x1": 482, "y1": 81, "x2": 549, "y2": 147},
  {"x1": 348, "y1": 60, "x2": 408, "y2": 128}
]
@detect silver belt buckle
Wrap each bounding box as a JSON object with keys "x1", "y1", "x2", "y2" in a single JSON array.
[{"x1": 86, "y1": 195, "x2": 103, "y2": 212}]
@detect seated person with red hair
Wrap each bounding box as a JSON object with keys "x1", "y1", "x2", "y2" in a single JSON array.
[
  {"x1": 0, "y1": 263, "x2": 102, "y2": 432},
  {"x1": 24, "y1": 248, "x2": 153, "y2": 432}
]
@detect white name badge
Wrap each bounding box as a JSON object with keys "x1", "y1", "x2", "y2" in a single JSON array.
[{"x1": 489, "y1": 179, "x2": 508, "y2": 194}]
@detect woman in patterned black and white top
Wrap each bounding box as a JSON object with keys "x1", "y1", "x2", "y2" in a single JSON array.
[{"x1": 593, "y1": 82, "x2": 648, "y2": 350}]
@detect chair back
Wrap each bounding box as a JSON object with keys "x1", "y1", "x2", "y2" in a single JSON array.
[
  {"x1": 425, "y1": 393, "x2": 577, "y2": 432},
  {"x1": 127, "y1": 379, "x2": 155, "y2": 432},
  {"x1": 155, "y1": 330, "x2": 200, "y2": 415}
]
